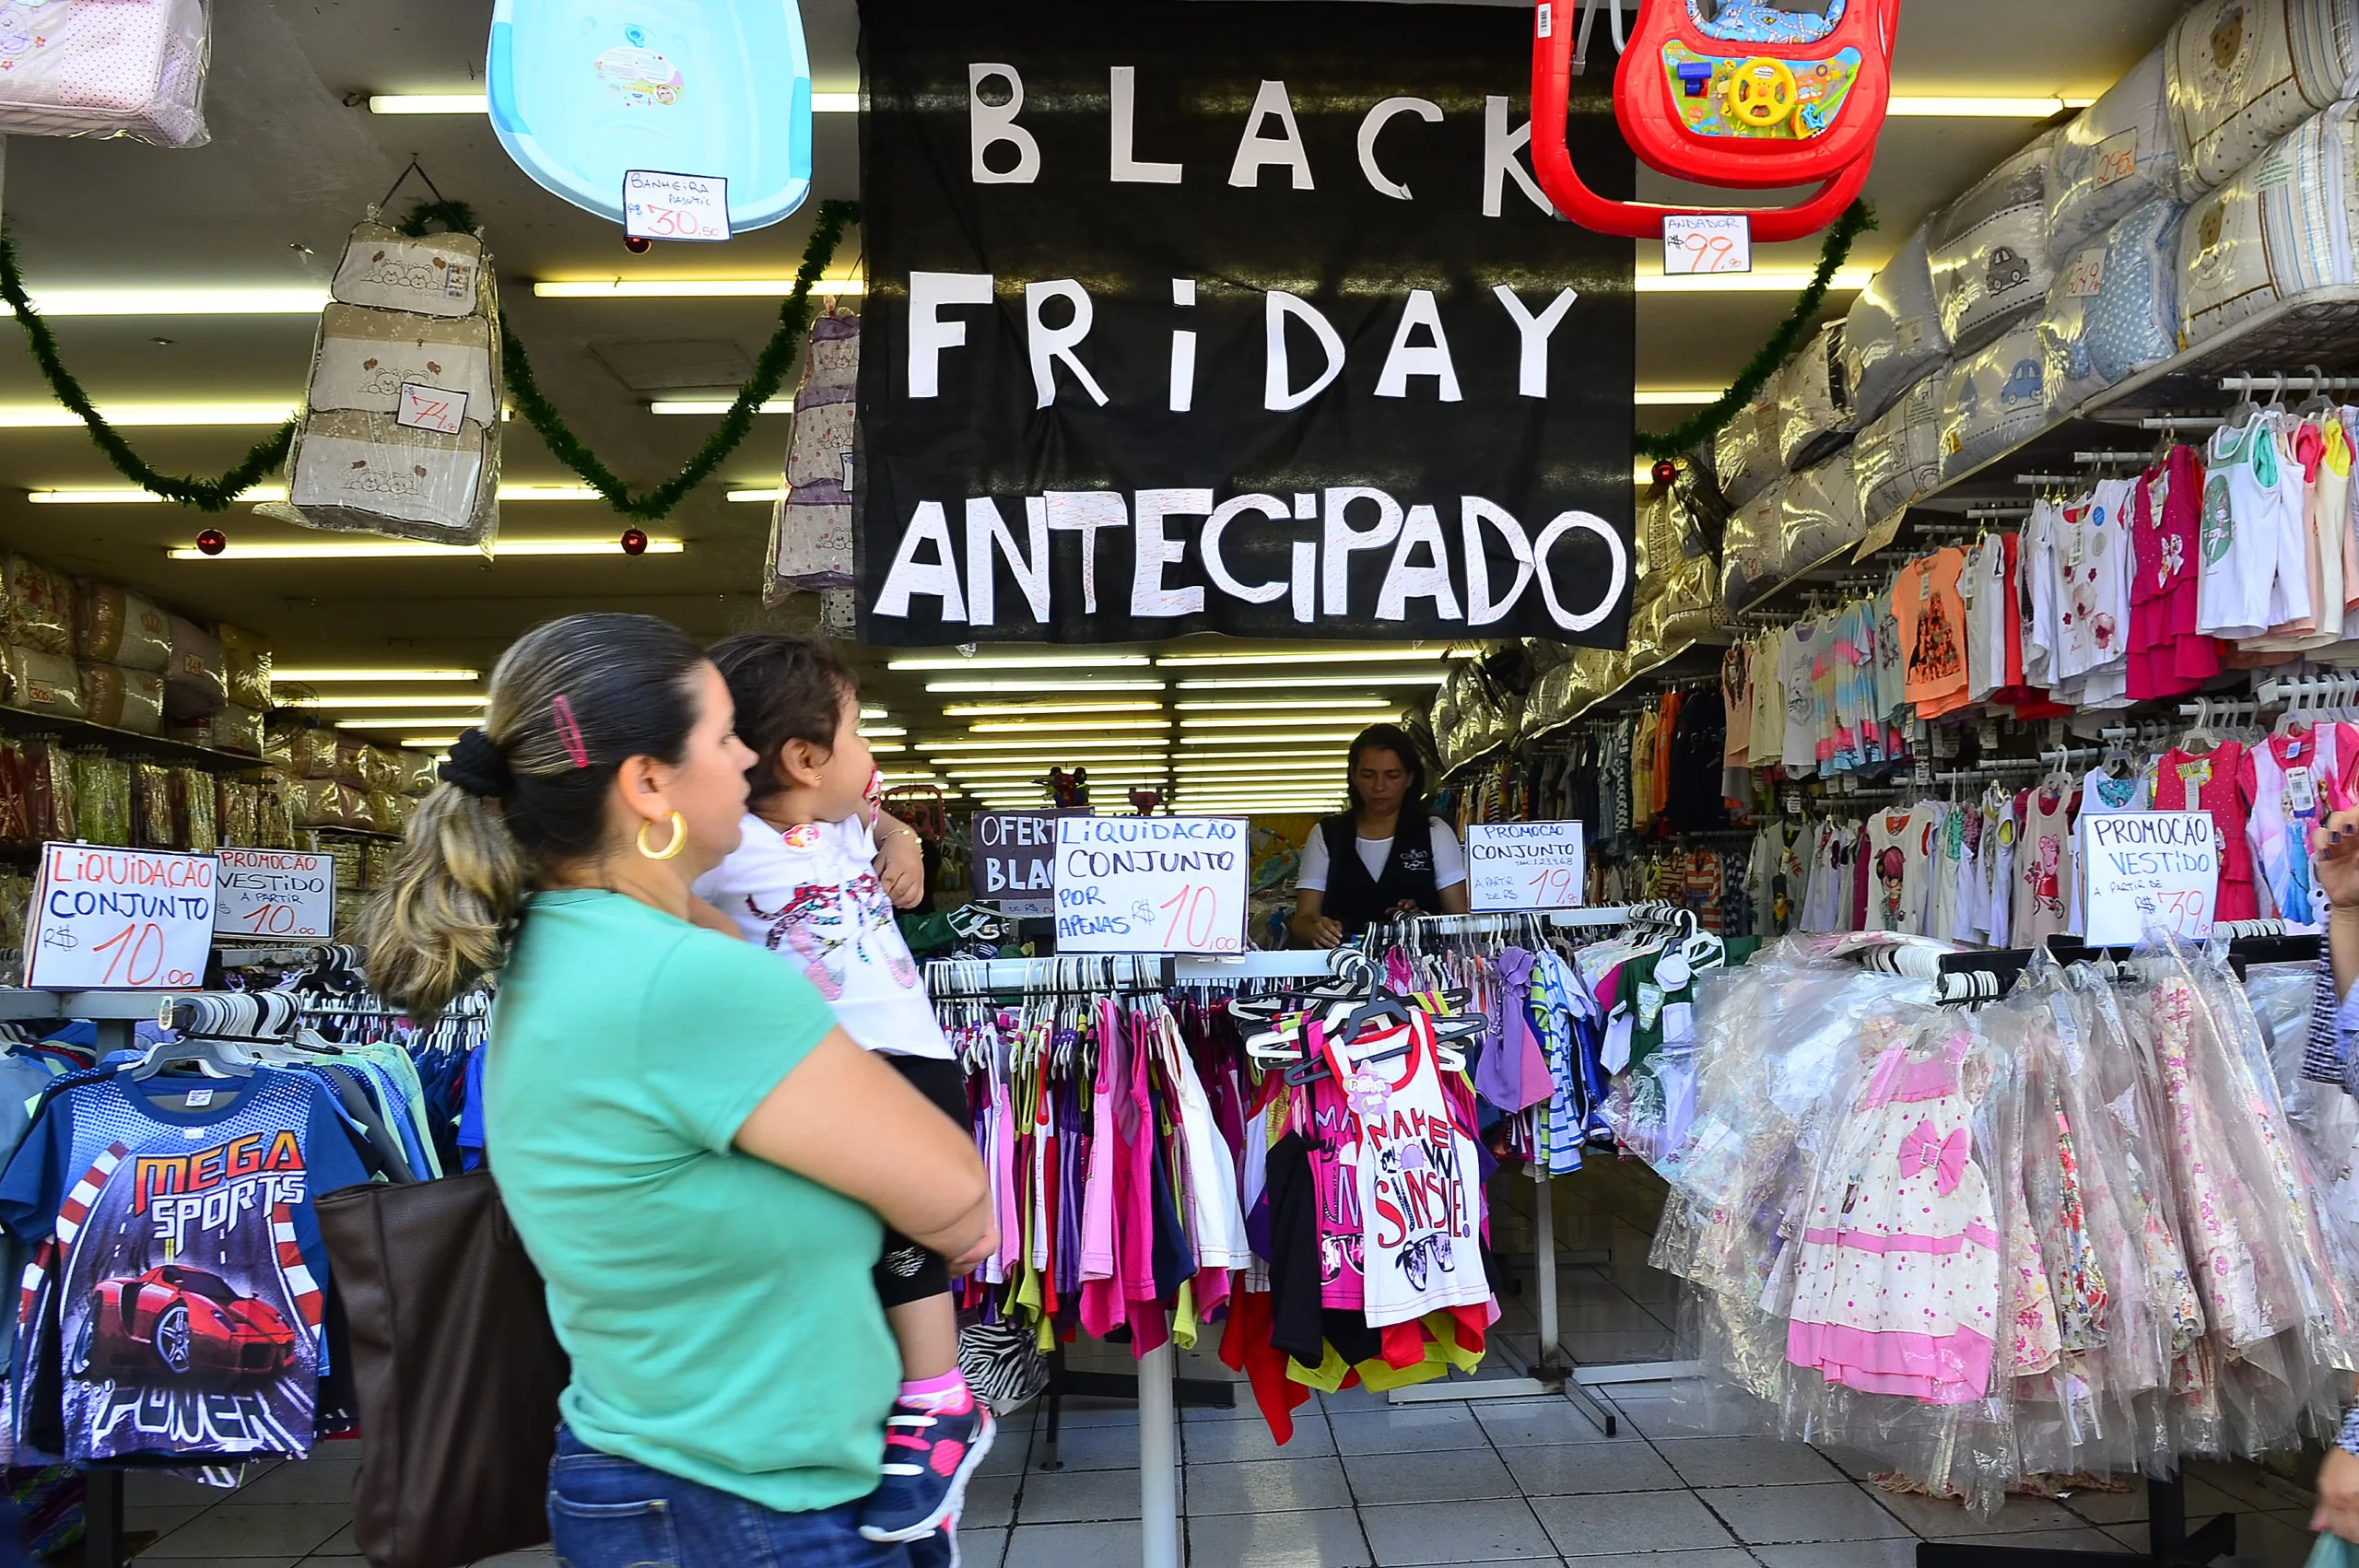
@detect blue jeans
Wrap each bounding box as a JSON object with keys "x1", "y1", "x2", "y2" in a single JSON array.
[{"x1": 547, "y1": 1426, "x2": 955, "y2": 1568}]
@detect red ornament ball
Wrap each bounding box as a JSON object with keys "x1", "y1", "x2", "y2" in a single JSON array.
[
  {"x1": 194, "y1": 528, "x2": 227, "y2": 556},
  {"x1": 623, "y1": 235, "x2": 653, "y2": 255},
  {"x1": 619, "y1": 528, "x2": 649, "y2": 556},
  {"x1": 1650, "y1": 459, "x2": 1680, "y2": 486}
]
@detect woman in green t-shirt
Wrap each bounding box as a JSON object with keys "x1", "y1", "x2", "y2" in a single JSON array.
[{"x1": 359, "y1": 613, "x2": 992, "y2": 1567}]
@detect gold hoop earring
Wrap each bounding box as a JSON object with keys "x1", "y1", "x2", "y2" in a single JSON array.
[{"x1": 636, "y1": 811, "x2": 687, "y2": 861}]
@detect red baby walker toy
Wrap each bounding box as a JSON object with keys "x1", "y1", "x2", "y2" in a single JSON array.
[{"x1": 1531, "y1": 0, "x2": 1902, "y2": 241}]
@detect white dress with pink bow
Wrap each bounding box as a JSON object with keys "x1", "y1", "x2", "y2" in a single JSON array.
[{"x1": 1783, "y1": 1032, "x2": 2003, "y2": 1404}]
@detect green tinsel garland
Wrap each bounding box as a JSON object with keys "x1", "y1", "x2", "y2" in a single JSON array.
[
  {"x1": 1639, "y1": 199, "x2": 1877, "y2": 463},
  {"x1": 501, "y1": 196, "x2": 859, "y2": 523},
  {"x1": 394, "y1": 200, "x2": 481, "y2": 239},
  {"x1": 0, "y1": 231, "x2": 296, "y2": 511}
]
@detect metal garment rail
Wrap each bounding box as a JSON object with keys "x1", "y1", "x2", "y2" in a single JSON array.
[{"x1": 1356, "y1": 907, "x2": 1640, "y2": 1433}]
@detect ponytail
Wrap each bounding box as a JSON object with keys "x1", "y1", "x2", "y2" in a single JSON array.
[{"x1": 358, "y1": 613, "x2": 707, "y2": 1014}]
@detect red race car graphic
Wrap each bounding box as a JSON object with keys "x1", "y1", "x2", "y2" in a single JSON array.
[{"x1": 71, "y1": 1266, "x2": 298, "y2": 1386}]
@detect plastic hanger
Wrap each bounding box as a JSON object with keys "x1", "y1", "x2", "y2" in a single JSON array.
[{"x1": 130, "y1": 1036, "x2": 257, "y2": 1081}]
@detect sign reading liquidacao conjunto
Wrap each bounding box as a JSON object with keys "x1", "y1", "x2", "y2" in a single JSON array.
[{"x1": 854, "y1": 0, "x2": 1637, "y2": 647}]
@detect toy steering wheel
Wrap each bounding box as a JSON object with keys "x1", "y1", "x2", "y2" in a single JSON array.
[{"x1": 1727, "y1": 58, "x2": 1798, "y2": 127}]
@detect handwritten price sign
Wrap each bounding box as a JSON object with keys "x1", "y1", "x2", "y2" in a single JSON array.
[
  {"x1": 1053, "y1": 816, "x2": 1247, "y2": 954},
  {"x1": 1465, "y1": 822, "x2": 1587, "y2": 911},
  {"x1": 623, "y1": 170, "x2": 732, "y2": 243},
  {"x1": 1662, "y1": 214, "x2": 1753, "y2": 276},
  {"x1": 214, "y1": 848, "x2": 335, "y2": 941},
  {"x1": 26, "y1": 844, "x2": 215, "y2": 991},
  {"x1": 2082, "y1": 812, "x2": 2219, "y2": 946},
  {"x1": 397, "y1": 381, "x2": 469, "y2": 435}
]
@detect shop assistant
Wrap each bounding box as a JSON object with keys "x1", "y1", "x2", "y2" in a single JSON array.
[{"x1": 1289, "y1": 723, "x2": 1471, "y2": 947}]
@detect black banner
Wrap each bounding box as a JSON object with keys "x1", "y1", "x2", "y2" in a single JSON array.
[{"x1": 854, "y1": 0, "x2": 1637, "y2": 647}]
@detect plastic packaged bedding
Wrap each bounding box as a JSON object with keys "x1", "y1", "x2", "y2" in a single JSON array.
[
  {"x1": 1843, "y1": 222, "x2": 1951, "y2": 424},
  {"x1": 1939, "y1": 322, "x2": 2048, "y2": 481},
  {"x1": 4, "y1": 647, "x2": 83, "y2": 720},
  {"x1": 1851, "y1": 371, "x2": 1945, "y2": 539},
  {"x1": 1, "y1": 555, "x2": 72, "y2": 656},
  {"x1": 2178, "y1": 101, "x2": 2359, "y2": 349},
  {"x1": 1719, "y1": 481, "x2": 1790, "y2": 612},
  {"x1": 1779, "y1": 453, "x2": 1863, "y2": 570},
  {"x1": 2040, "y1": 195, "x2": 2186, "y2": 411},
  {"x1": 1930, "y1": 131, "x2": 2060, "y2": 355},
  {"x1": 75, "y1": 582, "x2": 170, "y2": 672},
  {"x1": 261, "y1": 217, "x2": 504, "y2": 546},
  {"x1": 1775, "y1": 322, "x2": 1855, "y2": 470},
  {"x1": 2047, "y1": 45, "x2": 2181, "y2": 263},
  {"x1": 0, "y1": 0, "x2": 211, "y2": 146},
  {"x1": 2165, "y1": 0, "x2": 2359, "y2": 199},
  {"x1": 1712, "y1": 397, "x2": 1785, "y2": 510}
]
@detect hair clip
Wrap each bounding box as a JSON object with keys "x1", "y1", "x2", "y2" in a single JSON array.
[{"x1": 550, "y1": 695, "x2": 591, "y2": 769}]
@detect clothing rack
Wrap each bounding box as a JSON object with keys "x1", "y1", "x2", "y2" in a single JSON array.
[
  {"x1": 0, "y1": 987, "x2": 236, "y2": 1568},
  {"x1": 925, "y1": 953, "x2": 1177, "y2": 997},
  {"x1": 2218, "y1": 372, "x2": 2359, "y2": 392}
]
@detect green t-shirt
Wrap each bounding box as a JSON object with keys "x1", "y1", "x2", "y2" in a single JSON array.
[{"x1": 485, "y1": 890, "x2": 898, "y2": 1513}]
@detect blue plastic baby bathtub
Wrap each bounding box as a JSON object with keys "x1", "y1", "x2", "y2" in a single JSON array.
[{"x1": 487, "y1": 0, "x2": 813, "y2": 233}]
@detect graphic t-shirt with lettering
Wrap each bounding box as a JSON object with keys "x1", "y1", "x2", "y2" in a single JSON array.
[
  {"x1": 694, "y1": 813, "x2": 953, "y2": 1061},
  {"x1": 0, "y1": 1070, "x2": 371, "y2": 1465}
]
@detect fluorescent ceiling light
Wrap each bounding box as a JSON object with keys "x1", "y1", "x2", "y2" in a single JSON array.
[
  {"x1": 651, "y1": 400, "x2": 792, "y2": 415},
  {"x1": 1180, "y1": 715, "x2": 1395, "y2": 729},
  {"x1": 42, "y1": 483, "x2": 600, "y2": 505},
  {"x1": 370, "y1": 90, "x2": 861, "y2": 114},
  {"x1": 1181, "y1": 749, "x2": 1349, "y2": 762},
  {"x1": 925, "y1": 680, "x2": 1168, "y2": 694},
  {"x1": 860, "y1": 707, "x2": 890, "y2": 720},
  {"x1": 859, "y1": 725, "x2": 907, "y2": 738},
  {"x1": 403, "y1": 736, "x2": 462, "y2": 748},
  {"x1": 943, "y1": 702, "x2": 1165, "y2": 717},
  {"x1": 926, "y1": 752, "x2": 1165, "y2": 766},
  {"x1": 0, "y1": 403, "x2": 294, "y2": 428},
  {"x1": 274, "y1": 668, "x2": 479, "y2": 683},
  {"x1": 1886, "y1": 95, "x2": 2092, "y2": 117},
  {"x1": 1175, "y1": 699, "x2": 1400, "y2": 711},
  {"x1": 866, "y1": 743, "x2": 907, "y2": 754},
  {"x1": 1636, "y1": 389, "x2": 1721, "y2": 406},
  {"x1": 23, "y1": 287, "x2": 329, "y2": 317},
  {"x1": 1637, "y1": 267, "x2": 1872, "y2": 293},
  {"x1": 534, "y1": 278, "x2": 866, "y2": 299},
  {"x1": 926, "y1": 740, "x2": 1170, "y2": 754},
  {"x1": 1154, "y1": 649, "x2": 1449, "y2": 667},
  {"x1": 892, "y1": 654, "x2": 1149, "y2": 671},
  {"x1": 332, "y1": 716, "x2": 492, "y2": 731},
  {"x1": 968, "y1": 719, "x2": 1171, "y2": 733},
  {"x1": 170, "y1": 536, "x2": 681, "y2": 560},
  {"x1": 275, "y1": 695, "x2": 486, "y2": 710},
  {"x1": 1177, "y1": 674, "x2": 1446, "y2": 690},
  {"x1": 727, "y1": 489, "x2": 785, "y2": 503}
]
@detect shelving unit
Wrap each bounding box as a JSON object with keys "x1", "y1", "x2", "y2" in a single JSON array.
[{"x1": 0, "y1": 705, "x2": 264, "y2": 774}]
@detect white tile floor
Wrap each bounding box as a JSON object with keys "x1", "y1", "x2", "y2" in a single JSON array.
[{"x1": 107, "y1": 1161, "x2": 2336, "y2": 1567}]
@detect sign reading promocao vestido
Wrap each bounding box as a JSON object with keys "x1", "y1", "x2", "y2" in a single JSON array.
[{"x1": 855, "y1": 0, "x2": 1637, "y2": 647}]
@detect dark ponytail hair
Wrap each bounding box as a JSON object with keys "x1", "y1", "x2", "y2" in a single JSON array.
[
  {"x1": 359, "y1": 613, "x2": 708, "y2": 1014},
  {"x1": 705, "y1": 632, "x2": 858, "y2": 808},
  {"x1": 1344, "y1": 722, "x2": 1430, "y2": 816}
]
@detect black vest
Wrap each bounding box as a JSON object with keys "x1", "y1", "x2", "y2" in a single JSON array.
[{"x1": 1316, "y1": 812, "x2": 1441, "y2": 935}]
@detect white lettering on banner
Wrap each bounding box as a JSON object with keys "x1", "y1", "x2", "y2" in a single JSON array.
[
  {"x1": 1229, "y1": 79, "x2": 1316, "y2": 190},
  {"x1": 1375, "y1": 290, "x2": 1463, "y2": 402},
  {"x1": 1265, "y1": 292, "x2": 1347, "y2": 412},
  {"x1": 1169, "y1": 277, "x2": 1198, "y2": 412},
  {"x1": 908, "y1": 271, "x2": 994, "y2": 398},
  {"x1": 2082, "y1": 812, "x2": 2221, "y2": 947},
  {"x1": 26, "y1": 844, "x2": 216, "y2": 990},
  {"x1": 969, "y1": 64, "x2": 1041, "y2": 183},
  {"x1": 1492, "y1": 287, "x2": 1580, "y2": 398},
  {"x1": 1054, "y1": 816, "x2": 1249, "y2": 954},
  {"x1": 968, "y1": 64, "x2": 1557, "y2": 216},
  {"x1": 1025, "y1": 280, "x2": 1111, "y2": 407},
  {"x1": 873, "y1": 487, "x2": 1624, "y2": 633},
  {"x1": 1466, "y1": 822, "x2": 1587, "y2": 911},
  {"x1": 1109, "y1": 66, "x2": 1184, "y2": 184},
  {"x1": 214, "y1": 849, "x2": 335, "y2": 942},
  {"x1": 1358, "y1": 97, "x2": 1443, "y2": 200}
]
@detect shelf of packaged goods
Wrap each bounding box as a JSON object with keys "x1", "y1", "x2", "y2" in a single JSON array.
[{"x1": 0, "y1": 704, "x2": 266, "y2": 774}]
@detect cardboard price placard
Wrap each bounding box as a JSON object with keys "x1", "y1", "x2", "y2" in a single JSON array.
[
  {"x1": 1053, "y1": 816, "x2": 1247, "y2": 954},
  {"x1": 972, "y1": 811, "x2": 1056, "y2": 918},
  {"x1": 1465, "y1": 821, "x2": 1587, "y2": 910},
  {"x1": 27, "y1": 844, "x2": 215, "y2": 990},
  {"x1": 2082, "y1": 811, "x2": 2219, "y2": 947},
  {"x1": 214, "y1": 849, "x2": 336, "y2": 942}
]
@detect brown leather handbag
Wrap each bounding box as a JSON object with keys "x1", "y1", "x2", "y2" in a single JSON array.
[{"x1": 315, "y1": 1171, "x2": 569, "y2": 1568}]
